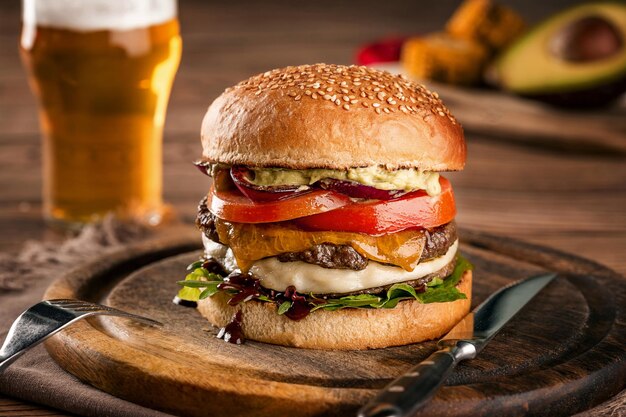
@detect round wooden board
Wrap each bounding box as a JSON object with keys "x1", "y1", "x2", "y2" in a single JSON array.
[{"x1": 43, "y1": 229, "x2": 626, "y2": 417}]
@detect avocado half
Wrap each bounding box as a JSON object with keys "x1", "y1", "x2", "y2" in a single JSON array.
[{"x1": 494, "y1": 2, "x2": 626, "y2": 107}]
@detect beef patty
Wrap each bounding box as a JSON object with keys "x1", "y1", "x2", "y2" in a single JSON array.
[{"x1": 197, "y1": 196, "x2": 457, "y2": 271}]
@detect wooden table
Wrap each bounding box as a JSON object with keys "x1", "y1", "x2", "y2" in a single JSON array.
[{"x1": 0, "y1": 0, "x2": 624, "y2": 415}]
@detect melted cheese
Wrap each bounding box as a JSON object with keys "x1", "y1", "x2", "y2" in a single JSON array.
[
  {"x1": 213, "y1": 219, "x2": 427, "y2": 273},
  {"x1": 203, "y1": 234, "x2": 458, "y2": 294}
]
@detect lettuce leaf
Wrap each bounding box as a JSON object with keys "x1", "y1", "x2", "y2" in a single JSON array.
[
  {"x1": 417, "y1": 254, "x2": 473, "y2": 303},
  {"x1": 306, "y1": 255, "x2": 472, "y2": 312},
  {"x1": 277, "y1": 301, "x2": 292, "y2": 315},
  {"x1": 176, "y1": 267, "x2": 224, "y2": 302},
  {"x1": 177, "y1": 255, "x2": 473, "y2": 311}
]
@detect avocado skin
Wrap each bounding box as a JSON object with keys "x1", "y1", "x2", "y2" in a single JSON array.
[
  {"x1": 494, "y1": 2, "x2": 626, "y2": 108},
  {"x1": 526, "y1": 75, "x2": 626, "y2": 108}
]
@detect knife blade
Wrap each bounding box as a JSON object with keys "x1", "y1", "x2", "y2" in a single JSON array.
[{"x1": 358, "y1": 272, "x2": 557, "y2": 417}]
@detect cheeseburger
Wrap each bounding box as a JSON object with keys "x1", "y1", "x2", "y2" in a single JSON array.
[{"x1": 177, "y1": 63, "x2": 472, "y2": 350}]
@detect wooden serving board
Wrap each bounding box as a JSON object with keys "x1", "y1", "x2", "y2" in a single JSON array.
[{"x1": 42, "y1": 228, "x2": 626, "y2": 417}]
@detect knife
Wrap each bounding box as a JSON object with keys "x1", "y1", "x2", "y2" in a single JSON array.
[{"x1": 358, "y1": 272, "x2": 557, "y2": 417}]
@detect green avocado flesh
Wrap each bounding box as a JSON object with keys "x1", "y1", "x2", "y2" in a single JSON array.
[
  {"x1": 495, "y1": 2, "x2": 626, "y2": 94},
  {"x1": 250, "y1": 166, "x2": 441, "y2": 194}
]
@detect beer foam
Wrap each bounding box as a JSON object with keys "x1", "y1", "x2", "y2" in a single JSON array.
[{"x1": 22, "y1": 0, "x2": 177, "y2": 31}]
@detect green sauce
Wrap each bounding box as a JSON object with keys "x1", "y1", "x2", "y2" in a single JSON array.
[{"x1": 250, "y1": 166, "x2": 441, "y2": 195}]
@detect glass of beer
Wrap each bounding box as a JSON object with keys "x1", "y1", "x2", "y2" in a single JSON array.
[{"x1": 20, "y1": 0, "x2": 181, "y2": 227}]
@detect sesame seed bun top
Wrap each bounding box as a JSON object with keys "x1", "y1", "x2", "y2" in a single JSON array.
[{"x1": 200, "y1": 64, "x2": 466, "y2": 171}]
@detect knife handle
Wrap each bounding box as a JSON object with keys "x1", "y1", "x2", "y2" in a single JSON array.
[{"x1": 358, "y1": 342, "x2": 477, "y2": 417}]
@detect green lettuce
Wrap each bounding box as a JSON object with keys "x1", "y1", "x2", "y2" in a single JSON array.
[
  {"x1": 177, "y1": 255, "x2": 473, "y2": 311},
  {"x1": 309, "y1": 255, "x2": 472, "y2": 311},
  {"x1": 176, "y1": 267, "x2": 223, "y2": 302}
]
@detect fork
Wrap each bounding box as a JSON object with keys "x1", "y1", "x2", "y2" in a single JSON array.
[{"x1": 0, "y1": 299, "x2": 161, "y2": 372}]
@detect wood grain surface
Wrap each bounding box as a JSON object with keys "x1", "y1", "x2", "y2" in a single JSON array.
[
  {"x1": 41, "y1": 230, "x2": 626, "y2": 417},
  {"x1": 1, "y1": 0, "x2": 625, "y2": 415}
]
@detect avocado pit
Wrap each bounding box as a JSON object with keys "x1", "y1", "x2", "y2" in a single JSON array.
[{"x1": 550, "y1": 15, "x2": 623, "y2": 63}]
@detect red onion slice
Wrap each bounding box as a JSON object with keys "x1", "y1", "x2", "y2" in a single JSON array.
[
  {"x1": 194, "y1": 161, "x2": 211, "y2": 176},
  {"x1": 318, "y1": 178, "x2": 407, "y2": 200},
  {"x1": 198, "y1": 163, "x2": 409, "y2": 202},
  {"x1": 230, "y1": 166, "x2": 308, "y2": 202}
]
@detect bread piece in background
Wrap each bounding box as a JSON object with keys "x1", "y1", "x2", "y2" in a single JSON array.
[
  {"x1": 446, "y1": 0, "x2": 525, "y2": 52},
  {"x1": 402, "y1": 32, "x2": 488, "y2": 85}
]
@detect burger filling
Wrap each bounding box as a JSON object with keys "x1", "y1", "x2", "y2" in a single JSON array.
[
  {"x1": 202, "y1": 234, "x2": 458, "y2": 296},
  {"x1": 248, "y1": 166, "x2": 442, "y2": 195},
  {"x1": 197, "y1": 162, "x2": 441, "y2": 194},
  {"x1": 196, "y1": 196, "x2": 457, "y2": 272},
  {"x1": 177, "y1": 166, "x2": 472, "y2": 321}
]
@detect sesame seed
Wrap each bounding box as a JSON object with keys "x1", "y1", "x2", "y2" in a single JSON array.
[
  {"x1": 236, "y1": 63, "x2": 453, "y2": 118},
  {"x1": 343, "y1": 104, "x2": 350, "y2": 110}
]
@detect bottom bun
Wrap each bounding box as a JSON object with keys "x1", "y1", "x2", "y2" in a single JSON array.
[{"x1": 197, "y1": 270, "x2": 472, "y2": 350}]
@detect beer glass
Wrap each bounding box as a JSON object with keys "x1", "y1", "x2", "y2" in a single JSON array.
[{"x1": 20, "y1": 0, "x2": 181, "y2": 227}]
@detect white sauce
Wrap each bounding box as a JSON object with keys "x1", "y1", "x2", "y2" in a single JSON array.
[
  {"x1": 22, "y1": 0, "x2": 177, "y2": 31},
  {"x1": 203, "y1": 234, "x2": 458, "y2": 294},
  {"x1": 203, "y1": 236, "x2": 238, "y2": 273}
]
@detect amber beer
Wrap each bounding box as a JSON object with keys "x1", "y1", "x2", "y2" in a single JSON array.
[{"x1": 20, "y1": 0, "x2": 181, "y2": 226}]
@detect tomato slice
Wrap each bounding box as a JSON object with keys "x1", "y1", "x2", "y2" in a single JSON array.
[
  {"x1": 208, "y1": 186, "x2": 353, "y2": 223},
  {"x1": 293, "y1": 177, "x2": 456, "y2": 234}
]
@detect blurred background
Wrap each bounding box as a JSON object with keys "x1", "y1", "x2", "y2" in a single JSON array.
[{"x1": 1, "y1": 0, "x2": 624, "y2": 268}]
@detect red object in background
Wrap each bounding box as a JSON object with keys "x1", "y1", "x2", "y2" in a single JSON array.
[{"x1": 356, "y1": 37, "x2": 407, "y2": 65}]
